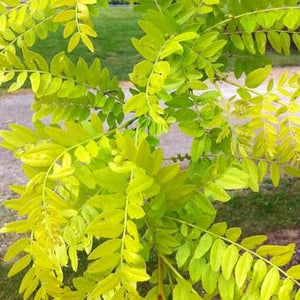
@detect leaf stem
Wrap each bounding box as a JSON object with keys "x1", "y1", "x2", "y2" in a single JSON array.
[
  {"x1": 203, "y1": 6, "x2": 300, "y2": 33},
  {"x1": 158, "y1": 256, "x2": 167, "y2": 300},
  {"x1": 216, "y1": 74, "x2": 263, "y2": 96},
  {"x1": 171, "y1": 217, "x2": 300, "y2": 287}
]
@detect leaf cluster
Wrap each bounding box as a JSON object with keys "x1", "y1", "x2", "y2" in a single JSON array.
[{"x1": 0, "y1": 0, "x2": 300, "y2": 299}]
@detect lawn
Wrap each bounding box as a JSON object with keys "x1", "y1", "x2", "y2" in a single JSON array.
[
  {"x1": 30, "y1": 6, "x2": 299, "y2": 82},
  {"x1": 32, "y1": 6, "x2": 143, "y2": 81}
]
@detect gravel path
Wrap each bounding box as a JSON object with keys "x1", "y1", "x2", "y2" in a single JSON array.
[{"x1": 0, "y1": 67, "x2": 299, "y2": 256}]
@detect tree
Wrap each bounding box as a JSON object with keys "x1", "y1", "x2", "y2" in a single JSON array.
[{"x1": 0, "y1": 0, "x2": 300, "y2": 299}]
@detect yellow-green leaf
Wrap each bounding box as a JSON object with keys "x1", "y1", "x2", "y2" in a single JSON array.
[
  {"x1": 81, "y1": 33, "x2": 94, "y2": 52},
  {"x1": 221, "y1": 245, "x2": 239, "y2": 280},
  {"x1": 89, "y1": 272, "x2": 120, "y2": 299},
  {"x1": 127, "y1": 174, "x2": 154, "y2": 195},
  {"x1": 286, "y1": 265, "x2": 300, "y2": 280},
  {"x1": 241, "y1": 235, "x2": 267, "y2": 250},
  {"x1": 270, "y1": 163, "x2": 280, "y2": 187},
  {"x1": 123, "y1": 265, "x2": 150, "y2": 282},
  {"x1": 245, "y1": 65, "x2": 271, "y2": 88},
  {"x1": 4, "y1": 238, "x2": 30, "y2": 262},
  {"x1": 260, "y1": 267, "x2": 280, "y2": 300},
  {"x1": 8, "y1": 254, "x2": 32, "y2": 277},
  {"x1": 194, "y1": 233, "x2": 212, "y2": 259},
  {"x1": 68, "y1": 32, "x2": 80, "y2": 52},
  {"x1": 235, "y1": 252, "x2": 253, "y2": 288},
  {"x1": 87, "y1": 253, "x2": 120, "y2": 273},
  {"x1": 210, "y1": 239, "x2": 226, "y2": 272}
]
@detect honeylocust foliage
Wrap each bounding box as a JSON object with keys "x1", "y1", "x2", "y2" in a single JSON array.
[{"x1": 0, "y1": 0, "x2": 300, "y2": 299}]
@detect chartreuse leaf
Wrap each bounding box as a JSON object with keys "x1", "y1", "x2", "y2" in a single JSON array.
[
  {"x1": 202, "y1": 263, "x2": 218, "y2": 294},
  {"x1": 8, "y1": 254, "x2": 32, "y2": 277},
  {"x1": 87, "y1": 253, "x2": 120, "y2": 273},
  {"x1": 210, "y1": 239, "x2": 226, "y2": 272},
  {"x1": 255, "y1": 32, "x2": 267, "y2": 55},
  {"x1": 123, "y1": 265, "x2": 150, "y2": 282},
  {"x1": 204, "y1": 182, "x2": 230, "y2": 202},
  {"x1": 68, "y1": 32, "x2": 80, "y2": 52},
  {"x1": 286, "y1": 265, "x2": 300, "y2": 280},
  {"x1": 221, "y1": 245, "x2": 239, "y2": 280},
  {"x1": 88, "y1": 239, "x2": 122, "y2": 260},
  {"x1": 88, "y1": 272, "x2": 121, "y2": 299},
  {"x1": 242, "y1": 158, "x2": 259, "y2": 192},
  {"x1": 173, "y1": 279, "x2": 202, "y2": 300},
  {"x1": 176, "y1": 243, "x2": 191, "y2": 267},
  {"x1": 241, "y1": 235, "x2": 267, "y2": 249},
  {"x1": 278, "y1": 278, "x2": 294, "y2": 300},
  {"x1": 218, "y1": 274, "x2": 235, "y2": 300},
  {"x1": 69, "y1": 246, "x2": 78, "y2": 272},
  {"x1": 81, "y1": 33, "x2": 95, "y2": 52},
  {"x1": 260, "y1": 267, "x2": 280, "y2": 300},
  {"x1": 268, "y1": 32, "x2": 282, "y2": 53},
  {"x1": 245, "y1": 65, "x2": 271, "y2": 88},
  {"x1": 18, "y1": 267, "x2": 36, "y2": 294},
  {"x1": 194, "y1": 233, "x2": 212, "y2": 259},
  {"x1": 189, "y1": 257, "x2": 206, "y2": 283},
  {"x1": 258, "y1": 160, "x2": 268, "y2": 182},
  {"x1": 4, "y1": 238, "x2": 30, "y2": 262},
  {"x1": 127, "y1": 173, "x2": 154, "y2": 195},
  {"x1": 225, "y1": 227, "x2": 242, "y2": 242},
  {"x1": 8, "y1": 71, "x2": 27, "y2": 92},
  {"x1": 234, "y1": 252, "x2": 253, "y2": 288},
  {"x1": 215, "y1": 167, "x2": 249, "y2": 190},
  {"x1": 270, "y1": 163, "x2": 280, "y2": 187},
  {"x1": 75, "y1": 145, "x2": 91, "y2": 164},
  {"x1": 251, "y1": 260, "x2": 267, "y2": 292},
  {"x1": 240, "y1": 14, "x2": 257, "y2": 34}
]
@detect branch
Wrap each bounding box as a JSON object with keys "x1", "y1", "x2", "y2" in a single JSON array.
[{"x1": 203, "y1": 6, "x2": 300, "y2": 33}]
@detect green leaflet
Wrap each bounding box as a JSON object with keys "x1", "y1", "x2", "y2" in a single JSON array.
[
  {"x1": 221, "y1": 245, "x2": 239, "y2": 280},
  {"x1": 176, "y1": 243, "x2": 191, "y2": 267},
  {"x1": 4, "y1": 238, "x2": 31, "y2": 262},
  {"x1": 270, "y1": 163, "x2": 280, "y2": 187},
  {"x1": 8, "y1": 254, "x2": 32, "y2": 277},
  {"x1": 240, "y1": 14, "x2": 257, "y2": 34},
  {"x1": 194, "y1": 233, "x2": 213, "y2": 259},
  {"x1": 218, "y1": 274, "x2": 235, "y2": 300},
  {"x1": 88, "y1": 273, "x2": 121, "y2": 299},
  {"x1": 88, "y1": 239, "x2": 122, "y2": 260},
  {"x1": 245, "y1": 65, "x2": 271, "y2": 88},
  {"x1": 242, "y1": 158, "x2": 259, "y2": 192},
  {"x1": 241, "y1": 235, "x2": 267, "y2": 249},
  {"x1": 234, "y1": 252, "x2": 253, "y2": 288},
  {"x1": 202, "y1": 263, "x2": 219, "y2": 294},
  {"x1": 210, "y1": 239, "x2": 226, "y2": 272},
  {"x1": 286, "y1": 265, "x2": 300, "y2": 280},
  {"x1": 204, "y1": 182, "x2": 230, "y2": 202},
  {"x1": 225, "y1": 227, "x2": 242, "y2": 242},
  {"x1": 189, "y1": 257, "x2": 206, "y2": 283},
  {"x1": 173, "y1": 280, "x2": 202, "y2": 300},
  {"x1": 127, "y1": 173, "x2": 154, "y2": 195},
  {"x1": 123, "y1": 265, "x2": 150, "y2": 282},
  {"x1": 87, "y1": 253, "x2": 120, "y2": 273},
  {"x1": 260, "y1": 267, "x2": 280, "y2": 300}
]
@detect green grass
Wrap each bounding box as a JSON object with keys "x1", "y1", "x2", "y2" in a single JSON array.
[
  {"x1": 216, "y1": 178, "x2": 300, "y2": 236},
  {"x1": 0, "y1": 262, "x2": 24, "y2": 300},
  {"x1": 31, "y1": 7, "x2": 299, "y2": 82},
  {"x1": 32, "y1": 6, "x2": 143, "y2": 81}
]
